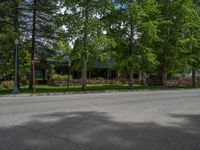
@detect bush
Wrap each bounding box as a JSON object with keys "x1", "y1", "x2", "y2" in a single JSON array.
[
  {"x1": 1, "y1": 81, "x2": 14, "y2": 89},
  {"x1": 93, "y1": 77, "x2": 105, "y2": 80},
  {"x1": 50, "y1": 74, "x2": 72, "y2": 81}
]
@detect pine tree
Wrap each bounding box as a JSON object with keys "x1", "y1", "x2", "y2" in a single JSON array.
[
  {"x1": 0, "y1": 0, "x2": 20, "y2": 78},
  {"x1": 20, "y1": 0, "x2": 59, "y2": 89}
]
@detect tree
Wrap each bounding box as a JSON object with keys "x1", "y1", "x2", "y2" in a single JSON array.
[
  {"x1": 59, "y1": 0, "x2": 114, "y2": 91},
  {"x1": 154, "y1": 0, "x2": 200, "y2": 88},
  {"x1": 178, "y1": 0, "x2": 200, "y2": 87},
  {"x1": 0, "y1": 0, "x2": 20, "y2": 79},
  {"x1": 155, "y1": 0, "x2": 191, "y2": 87},
  {"x1": 20, "y1": 0, "x2": 59, "y2": 89},
  {"x1": 108, "y1": 0, "x2": 159, "y2": 89}
]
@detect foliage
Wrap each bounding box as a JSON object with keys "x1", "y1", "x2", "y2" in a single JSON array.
[
  {"x1": 178, "y1": 0, "x2": 200, "y2": 69},
  {"x1": 93, "y1": 77, "x2": 105, "y2": 80},
  {"x1": 0, "y1": 0, "x2": 17, "y2": 76},
  {"x1": 1, "y1": 81, "x2": 14, "y2": 89},
  {"x1": 152, "y1": 0, "x2": 200, "y2": 86},
  {"x1": 57, "y1": 0, "x2": 115, "y2": 90},
  {"x1": 50, "y1": 73, "x2": 72, "y2": 81},
  {"x1": 1, "y1": 0, "x2": 200, "y2": 90},
  {"x1": 19, "y1": 43, "x2": 31, "y2": 82}
]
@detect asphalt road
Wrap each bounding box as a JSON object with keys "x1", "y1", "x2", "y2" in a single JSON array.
[{"x1": 0, "y1": 89, "x2": 200, "y2": 150}]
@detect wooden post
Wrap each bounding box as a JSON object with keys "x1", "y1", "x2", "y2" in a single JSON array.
[
  {"x1": 32, "y1": 61, "x2": 36, "y2": 92},
  {"x1": 67, "y1": 68, "x2": 69, "y2": 91},
  {"x1": 31, "y1": 60, "x2": 40, "y2": 93}
]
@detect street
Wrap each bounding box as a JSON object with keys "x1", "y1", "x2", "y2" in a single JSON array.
[{"x1": 0, "y1": 89, "x2": 200, "y2": 150}]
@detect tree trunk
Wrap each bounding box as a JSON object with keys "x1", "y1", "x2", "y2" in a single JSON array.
[
  {"x1": 128, "y1": 17, "x2": 134, "y2": 89},
  {"x1": 81, "y1": 55, "x2": 87, "y2": 91},
  {"x1": 128, "y1": 71, "x2": 133, "y2": 89},
  {"x1": 42, "y1": 69, "x2": 45, "y2": 82},
  {"x1": 162, "y1": 65, "x2": 167, "y2": 87},
  {"x1": 117, "y1": 70, "x2": 121, "y2": 79},
  {"x1": 141, "y1": 71, "x2": 145, "y2": 85},
  {"x1": 192, "y1": 68, "x2": 196, "y2": 88},
  {"x1": 88, "y1": 69, "x2": 91, "y2": 80},
  {"x1": 81, "y1": 6, "x2": 89, "y2": 91},
  {"x1": 162, "y1": 64, "x2": 167, "y2": 88},
  {"x1": 107, "y1": 70, "x2": 110, "y2": 80},
  {"x1": 162, "y1": 72, "x2": 167, "y2": 87},
  {"x1": 13, "y1": 0, "x2": 19, "y2": 89},
  {"x1": 162, "y1": 51, "x2": 167, "y2": 87},
  {"x1": 29, "y1": 0, "x2": 36, "y2": 89}
]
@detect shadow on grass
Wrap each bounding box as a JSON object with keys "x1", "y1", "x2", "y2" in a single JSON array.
[
  {"x1": 0, "y1": 89, "x2": 12, "y2": 95},
  {"x1": 0, "y1": 111, "x2": 200, "y2": 150}
]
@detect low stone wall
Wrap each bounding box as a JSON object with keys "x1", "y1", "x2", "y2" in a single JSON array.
[
  {"x1": 146, "y1": 77, "x2": 200, "y2": 87},
  {"x1": 47, "y1": 79, "x2": 141, "y2": 86},
  {"x1": 47, "y1": 77, "x2": 200, "y2": 87},
  {"x1": 167, "y1": 77, "x2": 200, "y2": 87},
  {"x1": 47, "y1": 79, "x2": 80, "y2": 86}
]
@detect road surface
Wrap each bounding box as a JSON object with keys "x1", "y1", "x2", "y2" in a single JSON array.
[{"x1": 0, "y1": 89, "x2": 200, "y2": 150}]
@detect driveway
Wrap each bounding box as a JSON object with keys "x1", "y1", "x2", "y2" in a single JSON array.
[{"x1": 0, "y1": 89, "x2": 200, "y2": 150}]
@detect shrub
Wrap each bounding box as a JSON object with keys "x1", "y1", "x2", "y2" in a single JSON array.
[
  {"x1": 1, "y1": 81, "x2": 14, "y2": 89},
  {"x1": 50, "y1": 74, "x2": 72, "y2": 81},
  {"x1": 93, "y1": 77, "x2": 104, "y2": 80}
]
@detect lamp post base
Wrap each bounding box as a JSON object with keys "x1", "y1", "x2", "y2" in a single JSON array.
[{"x1": 12, "y1": 84, "x2": 19, "y2": 94}]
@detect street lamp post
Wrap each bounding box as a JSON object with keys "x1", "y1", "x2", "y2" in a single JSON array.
[
  {"x1": 12, "y1": 39, "x2": 19, "y2": 94},
  {"x1": 67, "y1": 60, "x2": 71, "y2": 91}
]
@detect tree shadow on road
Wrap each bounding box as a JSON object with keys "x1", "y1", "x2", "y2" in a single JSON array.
[{"x1": 0, "y1": 111, "x2": 200, "y2": 150}]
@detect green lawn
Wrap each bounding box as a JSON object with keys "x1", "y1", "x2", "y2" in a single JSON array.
[
  {"x1": 0, "y1": 84, "x2": 158, "y2": 96},
  {"x1": 0, "y1": 84, "x2": 196, "y2": 96}
]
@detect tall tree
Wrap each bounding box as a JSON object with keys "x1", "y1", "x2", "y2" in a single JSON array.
[
  {"x1": 29, "y1": 0, "x2": 37, "y2": 89},
  {"x1": 20, "y1": 0, "x2": 59, "y2": 89},
  {"x1": 0, "y1": 0, "x2": 21, "y2": 78},
  {"x1": 108, "y1": 0, "x2": 159, "y2": 89},
  {"x1": 178, "y1": 0, "x2": 200, "y2": 87},
  {"x1": 59, "y1": 0, "x2": 114, "y2": 91},
  {"x1": 155, "y1": 0, "x2": 191, "y2": 87}
]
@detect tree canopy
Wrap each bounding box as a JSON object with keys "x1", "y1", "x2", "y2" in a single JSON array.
[{"x1": 1, "y1": 0, "x2": 200, "y2": 89}]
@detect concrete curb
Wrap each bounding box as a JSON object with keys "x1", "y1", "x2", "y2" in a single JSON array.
[
  {"x1": 0, "y1": 88, "x2": 199, "y2": 98},
  {"x1": 0, "y1": 90, "x2": 135, "y2": 98}
]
